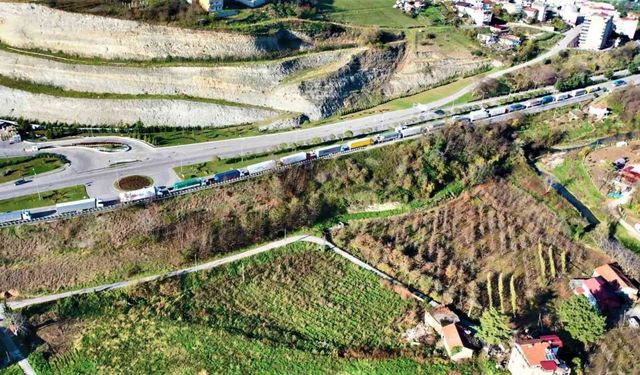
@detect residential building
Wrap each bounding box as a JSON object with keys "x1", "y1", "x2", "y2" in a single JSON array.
[
  {"x1": 0, "y1": 121, "x2": 20, "y2": 143},
  {"x1": 593, "y1": 263, "x2": 639, "y2": 301},
  {"x1": 503, "y1": 2, "x2": 523, "y2": 15},
  {"x1": 499, "y1": 34, "x2": 523, "y2": 47},
  {"x1": 456, "y1": 2, "x2": 493, "y2": 25},
  {"x1": 198, "y1": 0, "x2": 223, "y2": 12},
  {"x1": 441, "y1": 323, "x2": 475, "y2": 362},
  {"x1": 233, "y1": 0, "x2": 268, "y2": 7},
  {"x1": 579, "y1": 13, "x2": 613, "y2": 50},
  {"x1": 614, "y1": 16, "x2": 639, "y2": 38},
  {"x1": 424, "y1": 306, "x2": 460, "y2": 335},
  {"x1": 560, "y1": 4, "x2": 581, "y2": 26},
  {"x1": 571, "y1": 276, "x2": 623, "y2": 311},
  {"x1": 588, "y1": 102, "x2": 610, "y2": 118},
  {"x1": 524, "y1": 7, "x2": 539, "y2": 23},
  {"x1": 478, "y1": 33, "x2": 498, "y2": 45},
  {"x1": 532, "y1": 1, "x2": 549, "y2": 21},
  {"x1": 507, "y1": 335, "x2": 570, "y2": 375}
]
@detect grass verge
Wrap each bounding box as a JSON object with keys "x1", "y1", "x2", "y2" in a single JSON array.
[
  {"x1": 0, "y1": 185, "x2": 88, "y2": 212},
  {"x1": 0, "y1": 154, "x2": 65, "y2": 184}
]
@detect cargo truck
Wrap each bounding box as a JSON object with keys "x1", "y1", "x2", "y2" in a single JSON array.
[
  {"x1": 55, "y1": 198, "x2": 104, "y2": 214},
  {"x1": 246, "y1": 160, "x2": 277, "y2": 175},
  {"x1": 555, "y1": 93, "x2": 570, "y2": 101},
  {"x1": 0, "y1": 210, "x2": 31, "y2": 224},
  {"x1": 527, "y1": 99, "x2": 543, "y2": 107},
  {"x1": 119, "y1": 186, "x2": 157, "y2": 203},
  {"x1": 508, "y1": 103, "x2": 526, "y2": 112},
  {"x1": 469, "y1": 109, "x2": 489, "y2": 121},
  {"x1": 375, "y1": 131, "x2": 400, "y2": 143},
  {"x1": 279, "y1": 152, "x2": 309, "y2": 166},
  {"x1": 313, "y1": 145, "x2": 342, "y2": 158},
  {"x1": 573, "y1": 89, "x2": 587, "y2": 97},
  {"x1": 345, "y1": 138, "x2": 374, "y2": 150},
  {"x1": 172, "y1": 178, "x2": 205, "y2": 191},
  {"x1": 400, "y1": 126, "x2": 423, "y2": 138},
  {"x1": 540, "y1": 96, "x2": 555, "y2": 105},
  {"x1": 212, "y1": 169, "x2": 241, "y2": 183},
  {"x1": 488, "y1": 107, "x2": 508, "y2": 117}
]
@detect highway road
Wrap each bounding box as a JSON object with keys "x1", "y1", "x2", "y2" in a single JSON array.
[{"x1": 0, "y1": 27, "x2": 616, "y2": 203}]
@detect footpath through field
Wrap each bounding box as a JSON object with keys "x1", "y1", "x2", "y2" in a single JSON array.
[{"x1": 6, "y1": 235, "x2": 433, "y2": 311}]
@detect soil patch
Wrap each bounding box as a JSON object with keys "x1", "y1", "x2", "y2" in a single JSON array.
[{"x1": 115, "y1": 175, "x2": 153, "y2": 191}]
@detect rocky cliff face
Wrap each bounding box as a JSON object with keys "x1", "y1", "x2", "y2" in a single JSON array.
[{"x1": 0, "y1": 2, "x2": 311, "y2": 60}]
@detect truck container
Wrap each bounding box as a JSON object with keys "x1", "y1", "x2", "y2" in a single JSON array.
[
  {"x1": 119, "y1": 186, "x2": 157, "y2": 203},
  {"x1": 313, "y1": 145, "x2": 342, "y2": 158},
  {"x1": 213, "y1": 169, "x2": 241, "y2": 183},
  {"x1": 527, "y1": 99, "x2": 543, "y2": 107},
  {"x1": 345, "y1": 138, "x2": 374, "y2": 150},
  {"x1": 172, "y1": 178, "x2": 204, "y2": 191},
  {"x1": 375, "y1": 131, "x2": 400, "y2": 143},
  {"x1": 540, "y1": 95, "x2": 555, "y2": 105},
  {"x1": 400, "y1": 126, "x2": 424, "y2": 138},
  {"x1": 452, "y1": 115, "x2": 470, "y2": 124},
  {"x1": 469, "y1": 109, "x2": 489, "y2": 121},
  {"x1": 0, "y1": 211, "x2": 30, "y2": 224},
  {"x1": 246, "y1": 160, "x2": 277, "y2": 175},
  {"x1": 279, "y1": 152, "x2": 308, "y2": 166},
  {"x1": 508, "y1": 103, "x2": 526, "y2": 111},
  {"x1": 55, "y1": 198, "x2": 104, "y2": 214},
  {"x1": 488, "y1": 106, "x2": 508, "y2": 117},
  {"x1": 586, "y1": 86, "x2": 600, "y2": 93},
  {"x1": 555, "y1": 93, "x2": 570, "y2": 101},
  {"x1": 573, "y1": 89, "x2": 587, "y2": 97}
]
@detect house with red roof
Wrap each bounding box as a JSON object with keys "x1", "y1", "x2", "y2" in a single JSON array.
[
  {"x1": 507, "y1": 335, "x2": 570, "y2": 375},
  {"x1": 571, "y1": 276, "x2": 623, "y2": 311},
  {"x1": 441, "y1": 323, "x2": 475, "y2": 362},
  {"x1": 593, "y1": 263, "x2": 639, "y2": 302}
]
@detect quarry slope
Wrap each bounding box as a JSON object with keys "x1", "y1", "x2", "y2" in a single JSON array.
[
  {"x1": 0, "y1": 86, "x2": 279, "y2": 127},
  {"x1": 0, "y1": 2, "x2": 310, "y2": 60}
]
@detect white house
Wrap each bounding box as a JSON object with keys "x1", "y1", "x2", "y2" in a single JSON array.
[
  {"x1": 442, "y1": 323, "x2": 475, "y2": 362},
  {"x1": 507, "y1": 335, "x2": 570, "y2": 375},
  {"x1": 198, "y1": 0, "x2": 223, "y2": 12},
  {"x1": 588, "y1": 102, "x2": 610, "y2": 119}
]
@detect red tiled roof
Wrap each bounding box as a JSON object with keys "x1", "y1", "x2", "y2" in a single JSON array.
[
  {"x1": 594, "y1": 263, "x2": 637, "y2": 291},
  {"x1": 585, "y1": 277, "x2": 622, "y2": 309},
  {"x1": 540, "y1": 360, "x2": 559, "y2": 371},
  {"x1": 518, "y1": 341, "x2": 550, "y2": 367},
  {"x1": 442, "y1": 323, "x2": 464, "y2": 349}
]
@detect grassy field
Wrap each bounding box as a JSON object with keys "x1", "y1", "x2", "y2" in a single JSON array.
[
  {"x1": 552, "y1": 155, "x2": 607, "y2": 219},
  {"x1": 0, "y1": 155, "x2": 65, "y2": 184},
  {"x1": 0, "y1": 185, "x2": 87, "y2": 212},
  {"x1": 318, "y1": 0, "x2": 434, "y2": 28},
  {"x1": 614, "y1": 223, "x2": 640, "y2": 254},
  {"x1": 9, "y1": 242, "x2": 499, "y2": 374}
]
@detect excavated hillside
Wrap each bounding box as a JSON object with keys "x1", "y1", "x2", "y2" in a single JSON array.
[
  {"x1": 0, "y1": 2, "x2": 311, "y2": 60},
  {"x1": 0, "y1": 86, "x2": 279, "y2": 127}
]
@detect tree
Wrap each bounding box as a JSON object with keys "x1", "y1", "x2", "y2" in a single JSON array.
[
  {"x1": 548, "y1": 246, "x2": 556, "y2": 278},
  {"x1": 538, "y1": 242, "x2": 547, "y2": 283},
  {"x1": 561, "y1": 250, "x2": 568, "y2": 273},
  {"x1": 557, "y1": 295, "x2": 606, "y2": 345},
  {"x1": 476, "y1": 308, "x2": 512, "y2": 346},
  {"x1": 498, "y1": 272, "x2": 505, "y2": 313},
  {"x1": 510, "y1": 274, "x2": 517, "y2": 314},
  {"x1": 487, "y1": 272, "x2": 494, "y2": 309}
]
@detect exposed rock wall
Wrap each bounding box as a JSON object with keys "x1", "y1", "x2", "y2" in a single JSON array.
[
  {"x1": 0, "y1": 49, "x2": 356, "y2": 116},
  {"x1": 0, "y1": 2, "x2": 310, "y2": 60},
  {"x1": 0, "y1": 86, "x2": 279, "y2": 127}
]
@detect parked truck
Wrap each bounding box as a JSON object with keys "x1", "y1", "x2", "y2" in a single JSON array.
[
  {"x1": 0, "y1": 210, "x2": 31, "y2": 224},
  {"x1": 212, "y1": 169, "x2": 241, "y2": 183},
  {"x1": 555, "y1": 93, "x2": 570, "y2": 101},
  {"x1": 540, "y1": 95, "x2": 555, "y2": 105},
  {"x1": 172, "y1": 178, "x2": 205, "y2": 191},
  {"x1": 119, "y1": 186, "x2": 157, "y2": 203},
  {"x1": 55, "y1": 198, "x2": 104, "y2": 214},
  {"x1": 313, "y1": 145, "x2": 342, "y2": 158},
  {"x1": 246, "y1": 160, "x2": 277, "y2": 175},
  {"x1": 279, "y1": 152, "x2": 309, "y2": 166},
  {"x1": 344, "y1": 138, "x2": 374, "y2": 150},
  {"x1": 488, "y1": 106, "x2": 508, "y2": 117},
  {"x1": 469, "y1": 109, "x2": 490, "y2": 121},
  {"x1": 399, "y1": 126, "x2": 424, "y2": 138}
]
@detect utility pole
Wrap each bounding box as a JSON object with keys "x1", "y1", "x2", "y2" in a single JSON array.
[{"x1": 32, "y1": 167, "x2": 41, "y2": 201}]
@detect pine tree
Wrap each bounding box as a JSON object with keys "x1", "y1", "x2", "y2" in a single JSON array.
[
  {"x1": 561, "y1": 250, "x2": 568, "y2": 273},
  {"x1": 548, "y1": 246, "x2": 556, "y2": 278},
  {"x1": 487, "y1": 272, "x2": 493, "y2": 309},
  {"x1": 557, "y1": 295, "x2": 606, "y2": 345},
  {"x1": 538, "y1": 242, "x2": 547, "y2": 283},
  {"x1": 498, "y1": 272, "x2": 505, "y2": 314},
  {"x1": 510, "y1": 274, "x2": 517, "y2": 314},
  {"x1": 476, "y1": 308, "x2": 512, "y2": 346}
]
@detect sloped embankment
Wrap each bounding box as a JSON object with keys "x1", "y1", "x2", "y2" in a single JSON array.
[
  {"x1": 0, "y1": 86, "x2": 279, "y2": 127},
  {"x1": 0, "y1": 2, "x2": 310, "y2": 61}
]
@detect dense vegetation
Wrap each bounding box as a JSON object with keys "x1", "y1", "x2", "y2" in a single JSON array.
[
  {"x1": 588, "y1": 327, "x2": 640, "y2": 374},
  {"x1": 0, "y1": 123, "x2": 517, "y2": 294},
  {"x1": 7, "y1": 243, "x2": 499, "y2": 374}
]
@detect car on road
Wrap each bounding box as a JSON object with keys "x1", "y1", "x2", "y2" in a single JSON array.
[
  {"x1": 14, "y1": 178, "x2": 30, "y2": 186},
  {"x1": 613, "y1": 80, "x2": 627, "y2": 87}
]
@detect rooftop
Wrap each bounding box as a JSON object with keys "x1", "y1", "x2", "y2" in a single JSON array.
[{"x1": 594, "y1": 263, "x2": 637, "y2": 291}]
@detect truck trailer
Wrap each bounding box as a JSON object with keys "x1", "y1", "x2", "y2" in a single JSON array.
[
  {"x1": 212, "y1": 169, "x2": 241, "y2": 183},
  {"x1": 400, "y1": 126, "x2": 423, "y2": 138},
  {"x1": 313, "y1": 145, "x2": 342, "y2": 158},
  {"x1": 279, "y1": 152, "x2": 308, "y2": 166},
  {"x1": 375, "y1": 131, "x2": 401, "y2": 143},
  {"x1": 55, "y1": 198, "x2": 104, "y2": 214},
  {"x1": 469, "y1": 109, "x2": 489, "y2": 121},
  {"x1": 172, "y1": 178, "x2": 205, "y2": 191},
  {"x1": 119, "y1": 187, "x2": 157, "y2": 203},
  {"x1": 345, "y1": 138, "x2": 374, "y2": 150},
  {"x1": 246, "y1": 160, "x2": 277, "y2": 175},
  {"x1": 0, "y1": 210, "x2": 31, "y2": 224},
  {"x1": 488, "y1": 106, "x2": 508, "y2": 117}
]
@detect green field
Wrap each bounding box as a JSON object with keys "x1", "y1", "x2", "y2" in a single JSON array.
[
  {"x1": 0, "y1": 185, "x2": 87, "y2": 212},
  {"x1": 10, "y1": 242, "x2": 498, "y2": 374},
  {"x1": 552, "y1": 155, "x2": 606, "y2": 219},
  {"x1": 0, "y1": 155, "x2": 65, "y2": 184},
  {"x1": 318, "y1": 0, "x2": 434, "y2": 28}
]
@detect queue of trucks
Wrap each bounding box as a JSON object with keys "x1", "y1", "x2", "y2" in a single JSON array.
[{"x1": 0, "y1": 84, "x2": 606, "y2": 226}]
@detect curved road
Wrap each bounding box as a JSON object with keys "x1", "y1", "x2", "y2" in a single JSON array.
[{"x1": 0, "y1": 27, "x2": 583, "y2": 200}]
